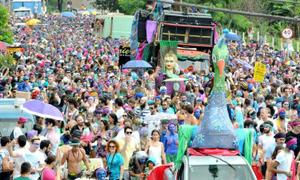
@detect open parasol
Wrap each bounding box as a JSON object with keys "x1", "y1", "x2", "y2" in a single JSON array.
[
  {"x1": 122, "y1": 60, "x2": 152, "y2": 69},
  {"x1": 26, "y1": 19, "x2": 40, "y2": 26},
  {"x1": 164, "y1": 77, "x2": 188, "y2": 82},
  {"x1": 61, "y1": 12, "x2": 76, "y2": 17},
  {"x1": 21, "y1": 100, "x2": 64, "y2": 121}
]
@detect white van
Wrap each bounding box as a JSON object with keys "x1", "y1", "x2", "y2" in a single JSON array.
[
  {"x1": 13, "y1": 7, "x2": 33, "y2": 19},
  {"x1": 0, "y1": 98, "x2": 34, "y2": 137},
  {"x1": 176, "y1": 154, "x2": 257, "y2": 180}
]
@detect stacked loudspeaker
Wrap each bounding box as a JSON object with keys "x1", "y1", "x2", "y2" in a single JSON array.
[
  {"x1": 159, "y1": 11, "x2": 214, "y2": 48},
  {"x1": 136, "y1": 10, "x2": 214, "y2": 48},
  {"x1": 137, "y1": 10, "x2": 149, "y2": 43}
]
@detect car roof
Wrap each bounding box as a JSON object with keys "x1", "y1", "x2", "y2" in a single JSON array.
[
  {"x1": 0, "y1": 98, "x2": 34, "y2": 121},
  {"x1": 188, "y1": 155, "x2": 248, "y2": 166}
]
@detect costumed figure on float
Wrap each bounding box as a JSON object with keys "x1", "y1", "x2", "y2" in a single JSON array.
[{"x1": 155, "y1": 41, "x2": 185, "y2": 97}]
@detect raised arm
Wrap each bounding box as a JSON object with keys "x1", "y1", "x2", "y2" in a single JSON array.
[
  {"x1": 81, "y1": 148, "x2": 90, "y2": 172},
  {"x1": 161, "y1": 143, "x2": 167, "y2": 164}
]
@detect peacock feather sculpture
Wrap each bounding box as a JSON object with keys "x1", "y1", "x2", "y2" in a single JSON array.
[{"x1": 192, "y1": 29, "x2": 237, "y2": 149}]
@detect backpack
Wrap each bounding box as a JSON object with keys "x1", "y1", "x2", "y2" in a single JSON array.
[{"x1": 9, "y1": 129, "x2": 14, "y2": 140}]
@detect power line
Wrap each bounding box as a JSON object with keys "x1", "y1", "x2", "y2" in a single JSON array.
[{"x1": 155, "y1": 0, "x2": 300, "y2": 23}]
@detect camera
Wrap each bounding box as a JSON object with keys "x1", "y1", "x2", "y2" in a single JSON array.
[{"x1": 84, "y1": 121, "x2": 91, "y2": 127}]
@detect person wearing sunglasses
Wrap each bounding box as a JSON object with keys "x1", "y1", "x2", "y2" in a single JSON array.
[
  {"x1": 118, "y1": 126, "x2": 140, "y2": 180},
  {"x1": 61, "y1": 139, "x2": 91, "y2": 180},
  {"x1": 106, "y1": 140, "x2": 124, "y2": 180}
]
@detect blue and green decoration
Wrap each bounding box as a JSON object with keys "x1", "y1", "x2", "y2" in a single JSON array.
[{"x1": 191, "y1": 29, "x2": 238, "y2": 149}]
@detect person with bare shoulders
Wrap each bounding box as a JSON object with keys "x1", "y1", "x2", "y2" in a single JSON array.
[
  {"x1": 184, "y1": 104, "x2": 199, "y2": 125},
  {"x1": 61, "y1": 139, "x2": 90, "y2": 180},
  {"x1": 145, "y1": 130, "x2": 166, "y2": 166}
]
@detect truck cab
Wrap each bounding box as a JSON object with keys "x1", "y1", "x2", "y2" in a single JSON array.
[
  {"x1": 13, "y1": 7, "x2": 33, "y2": 19},
  {"x1": 0, "y1": 98, "x2": 34, "y2": 137},
  {"x1": 176, "y1": 148, "x2": 256, "y2": 180},
  {"x1": 11, "y1": 0, "x2": 46, "y2": 16},
  {"x1": 103, "y1": 14, "x2": 134, "y2": 39}
]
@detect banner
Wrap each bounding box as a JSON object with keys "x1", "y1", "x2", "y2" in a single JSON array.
[
  {"x1": 119, "y1": 45, "x2": 131, "y2": 66},
  {"x1": 253, "y1": 62, "x2": 266, "y2": 83},
  {"x1": 146, "y1": 20, "x2": 157, "y2": 43},
  {"x1": 119, "y1": 45, "x2": 130, "y2": 57}
]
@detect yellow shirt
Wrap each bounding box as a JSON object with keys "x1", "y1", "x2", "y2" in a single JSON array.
[{"x1": 117, "y1": 138, "x2": 139, "y2": 170}]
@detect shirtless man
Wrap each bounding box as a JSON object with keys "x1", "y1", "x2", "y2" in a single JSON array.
[
  {"x1": 61, "y1": 139, "x2": 90, "y2": 180},
  {"x1": 184, "y1": 104, "x2": 198, "y2": 125}
]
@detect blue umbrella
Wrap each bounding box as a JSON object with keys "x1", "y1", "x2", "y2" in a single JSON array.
[
  {"x1": 235, "y1": 59, "x2": 253, "y2": 70},
  {"x1": 225, "y1": 32, "x2": 241, "y2": 41},
  {"x1": 122, "y1": 60, "x2": 152, "y2": 69},
  {"x1": 61, "y1": 12, "x2": 75, "y2": 17}
]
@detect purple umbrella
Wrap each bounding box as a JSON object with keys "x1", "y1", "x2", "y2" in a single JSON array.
[{"x1": 21, "y1": 100, "x2": 64, "y2": 121}]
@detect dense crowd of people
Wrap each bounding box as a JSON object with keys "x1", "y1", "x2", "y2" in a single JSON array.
[{"x1": 0, "y1": 9, "x2": 299, "y2": 180}]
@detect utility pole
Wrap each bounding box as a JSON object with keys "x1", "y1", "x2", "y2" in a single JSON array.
[{"x1": 57, "y1": 0, "x2": 63, "y2": 12}]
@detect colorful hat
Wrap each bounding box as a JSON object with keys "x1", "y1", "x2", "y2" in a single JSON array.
[
  {"x1": 147, "y1": 157, "x2": 156, "y2": 166},
  {"x1": 26, "y1": 130, "x2": 38, "y2": 139},
  {"x1": 69, "y1": 139, "x2": 81, "y2": 146},
  {"x1": 18, "y1": 117, "x2": 28, "y2": 124},
  {"x1": 286, "y1": 137, "x2": 297, "y2": 150},
  {"x1": 96, "y1": 168, "x2": 107, "y2": 180}
]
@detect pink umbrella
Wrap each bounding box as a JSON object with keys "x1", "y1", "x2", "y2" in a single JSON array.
[
  {"x1": 36, "y1": 53, "x2": 45, "y2": 59},
  {"x1": 66, "y1": 47, "x2": 73, "y2": 51},
  {"x1": 0, "y1": 41, "x2": 7, "y2": 51},
  {"x1": 44, "y1": 59, "x2": 51, "y2": 63}
]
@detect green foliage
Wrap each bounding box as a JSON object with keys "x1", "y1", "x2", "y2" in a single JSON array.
[
  {"x1": 230, "y1": 15, "x2": 252, "y2": 32},
  {"x1": 267, "y1": 1, "x2": 295, "y2": 16},
  {"x1": 94, "y1": 0, "x2": 146, "y2": 15},
  {"x1": 0, "y1": 54, "x2": 16, "y2": 69},
  {"x1": 0, "y1": 5, "x2": 13, "y2": 44},
  {"x1": 118, "y1": 0, "x2": 146, "y2": 15},
  {"x1": 95, "y1": 0, "x2": 119, "y2": 12}
]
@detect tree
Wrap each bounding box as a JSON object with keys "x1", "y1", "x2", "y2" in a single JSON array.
[
  {"x1": 0, "y1": 54, "x2": 15, "y2": 69},
  {"x1": 57, "y1": 0, "x2": 63, "y2": 12},
  {"x1": 95, "y1": 0, "x2": 119, "y2": 12},
  {"x1": 0, "y1": 5, "x2": 13, "y2": 44},
  {"x1": 118, "y1": 0, "x2": 146, "y2": 15}
]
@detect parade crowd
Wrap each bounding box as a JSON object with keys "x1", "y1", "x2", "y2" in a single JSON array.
[{"x1": 0, "y1": 12, "x2": 299, "y2": 180}]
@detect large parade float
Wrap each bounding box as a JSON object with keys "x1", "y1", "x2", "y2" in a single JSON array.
[
  {"x1": 126, "y1": 1, "x2": 258, "y2": 179},
  {"x1": 127, "y1": 1, "x2": 215, "y2": 97}
]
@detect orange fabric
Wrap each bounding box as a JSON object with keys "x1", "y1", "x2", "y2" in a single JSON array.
[{"x1": 217, "y1": 60, "x2": 225, "y2": 77}]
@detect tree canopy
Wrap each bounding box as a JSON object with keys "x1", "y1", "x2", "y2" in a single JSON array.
[
  {"x1": 93, "y1": 0, "x2": 299, "y2": 37},
  {"x1": 94, "y1": 0, "x2": 146, "y2": 15},
  {"x1": 0, "y1": 5, "x2": 13, "y2": 44}
]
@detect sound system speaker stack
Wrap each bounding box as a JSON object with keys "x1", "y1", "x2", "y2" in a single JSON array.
[
  {"x1": 158, "y1": 11, "x2": 214, "y2": 48},
  {"x1": 137, "y1": 10, "x2": 149, "y2": 43}
]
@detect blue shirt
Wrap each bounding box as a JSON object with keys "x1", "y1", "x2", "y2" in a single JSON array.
[
  {"x1": 158, "y1": 107, "x2": 175, "y2": 114},
  {"x1": 107, "y1": 153, "x2": 124, "y2": 180}
]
